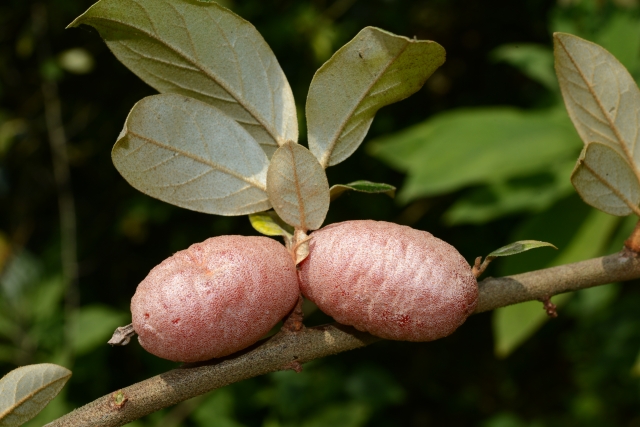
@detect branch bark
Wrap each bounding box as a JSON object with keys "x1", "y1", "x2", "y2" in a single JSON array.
[{"x1": 46, "y1": 249, "x2": 640, "y2": 427}]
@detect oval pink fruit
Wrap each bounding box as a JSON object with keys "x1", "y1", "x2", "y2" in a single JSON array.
[
  {"x1": 131, "y1": 236, "x2": 299, "y2": 362},
  {"x1": 299, "y1": 220, "x2": 478, "y2": 341}
]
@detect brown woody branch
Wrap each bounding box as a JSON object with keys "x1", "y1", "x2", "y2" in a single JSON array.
[{"x1": 46, "y1": 249, "x2": 640, "y2": 427}]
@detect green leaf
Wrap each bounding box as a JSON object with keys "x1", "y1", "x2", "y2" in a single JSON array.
[
  {"x1": 72, "y1": 305, "x2": 128, "y2": 356},
  {"x1": 554, "y1": 33, "x2": 640, "y2": 215},
  {"x1": 492, "y1": 43, "x2": 557, "y2": 91},
  {"x1": 0, "y1": 364, "x2": 71, "y2": 427},
  {"x1": 306, "y1": 26, "x2": 445, "y2": 168},
  {"x1": 329, "y1": 180, "x2": 396, "y2": 201},
  {"x1": 595, "y1": 12, "x2": 640, "y2": 77},
  {"x1": 112, "y1": 94, "x2": 271, "y2": 216},
  {"x1": 368, "y1": 107, "x2": 582, "y2": 203},
  {"x1": 249, "y1": 211, "x2": 294, "y2": 238},
  {"x1": 493, "y1": 199, "x2": 621, "y2": 357},
  {"x1": 571, "y1": 142, "x2": 640, "y2": 216},
  {"x1": 487, "y1": 240, "x2": 557, "y2": 258},
  {"x1": 445, "y1": 160, "x2": 575, "y2": 225},
  {"x1": 267, "y1": 142, "x2": 330, "y2": 231},
  {"x1": 69, "y1": 0, "x2": 297, "y2": 156}
]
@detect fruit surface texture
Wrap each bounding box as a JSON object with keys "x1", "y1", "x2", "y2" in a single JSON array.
[
  {"x1": 131, "y1": 236, "x2": 299, "y2": 362},
  {"x1": 299, "y1": 220, "x2": 478, "y2": 341}
]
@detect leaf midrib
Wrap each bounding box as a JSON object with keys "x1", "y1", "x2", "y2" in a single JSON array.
[
  {"x1": 558, "y1": 37, "x2": 640, "y2": 185},
  {"x1": 319, "y1": 40, "x2": 410, "y2": 168},
  {"x1": 84, "y1": 15, "x2": 281, "y2": 146},
  {"x1": 578, "y1": 147, "x2": 640, "y2": 216},
  {"x1": 126, "y1": 131, "x2": 267, "y2": 191},
  {"x1": 0, "y1": 376, "x2": 68, "y2": 421}
]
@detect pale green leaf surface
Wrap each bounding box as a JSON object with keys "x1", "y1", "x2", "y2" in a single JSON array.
[
  {"x1": 445, "y1": 160, "x2": 575, "y2": 225},
  {"x1": 571, "y1": 142, "x2": 640, "y2": 216},
  {"x1": 69, "y1": 0, "x2": 297, "y2": 156},
  {"x1": 329, "y1": 180, "x2": 396, "y2": 201},
  {"x1": 307, "y1": 27, "x2": 445, "y2": 168},
  {"x1": 113, "y1": 94, "x2": 271, "y2": 215},
  {"x1": 368, "y1": 107, "x2": 582, "y2": 203},
  {"x1": 492, "y1": 43, "x2": 557, "y2": 91},
  {"x1": 554, "y1": 33, "x2": 640, "y2": 183},
  {"x1": 72, "y1": 305, "x2": 128, "y2": 356},
  {"x1": 487, "y1": 240, "x2": 557, "y2": 258},
  {"x1": 267, "y1": 142, "x2": 330, "y2": 230},
  {"x1": 249, "y1": 211, "x2": 294, "y2": 237},
  {"x1": 0, "y1": 364, "x2": 71, "y2": 427},
  {"x1": 493, "y1": 201, "x2": 620, "y2": 357}
]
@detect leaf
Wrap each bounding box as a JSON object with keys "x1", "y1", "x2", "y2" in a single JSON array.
[
  {"x1": 0, "y1": 364, "x2": 71, "y2": 427},
  {"x1": 249, "y1": 211, "x2": 294, "y2": 238},
  {"x1": 445, "y1": 160, "x2": 575, "y2": 225},
  {"x1": 266, "y1": 142, "x2": 330, "y2": 231},
  {"x1": 329, "y1": 180, "x2": 396, "y2": 201},
  {"x1": 368, "y1": 107, "x2": 582, "y2": 203},
  {"x1": 69, "y1": 0, "x2": 297, "y2": 156},
  {"x1": 487, "y1": 240, "x2": 557, "y2": 259},
  {"x1": 112, "y1": 94, "x2": 271, "y2": 215},
  {"x1": 306, "y1": 27, "x2": 445, "y2": 168},
  {"x1": 491, "y1": 43, "x2": 557, "y2": 91},
  {"x1": 571, "y1": 142, "x2": 640, "y2": 216},
  {"x1": 72, "y1": 305, "x2": 129, "y2": 356},
  {"x1": 554, "y1": 33, "x2": 640, "y2": 195}
]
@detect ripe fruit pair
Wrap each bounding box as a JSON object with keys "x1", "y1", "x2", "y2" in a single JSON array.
[{"x1": 131, "y1": 221, "x2": 478, "y2": 362}]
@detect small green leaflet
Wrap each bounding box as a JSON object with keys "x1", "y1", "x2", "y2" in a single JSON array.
[
  {"x1": 249, "y1": 211, "x2": 294, "y2": 238},
  {"x1": 488, "y1": 240, "x2": 557, "y2": 259},
  {"x1": 329, "y1": 181, "x2": 396, "y2": 201}
]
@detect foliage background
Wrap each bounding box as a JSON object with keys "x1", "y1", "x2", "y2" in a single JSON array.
[{"x1": 1, "y1": 0, "x2": 640, "y2": 426}]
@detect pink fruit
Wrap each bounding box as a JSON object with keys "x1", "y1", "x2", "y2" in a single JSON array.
[
  {"x1": 298, "y1": 220, "x2": 478, "y2": 341},
  {"x1": 131, "y1": 236, "x2": 299, "y2": 362}
]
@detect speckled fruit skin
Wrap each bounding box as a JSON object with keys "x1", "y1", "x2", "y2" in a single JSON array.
[
  {"x1": 298, "y1": 220, "x2": 478, "y2": 341},
  {"x1": 131, "y1": 236, "x2": 299, "y2": 363}
]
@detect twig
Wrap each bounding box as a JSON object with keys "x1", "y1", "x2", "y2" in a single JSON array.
[{"x1": 46, "y1": 249, "x2": 640, "y2": 427}]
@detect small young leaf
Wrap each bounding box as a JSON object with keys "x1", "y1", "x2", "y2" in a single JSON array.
[
  {"x1": 307, "y1": 27, "x2": 445, "y2": 168},
  {"x1": 487, "y1": 240, "x2": 557, "y2": 258},
  {"x1": 329, "y1": 180, "x2": 396, "y2": 201},
  {"x1": 267, "y1": 142, "x2": 330, "y2": 231},
  {"x1": 113, "y1": 94, "x2": 271, "y2": 216},
  {"x1": 554, "y1": 32, "x2": 640, "y2": 208},
  {"x1": 69, "y1": 0, "x2": 298, "y2": 156},
  {"x1": 249, "y1": 211, "x2": 294, "y2": 238},
  {"x1": 0, "y1": 364, "x2": 71, "y2": 427},
  {"x1": 571, "y1": 142, "x2": 640, "y2": 216}
]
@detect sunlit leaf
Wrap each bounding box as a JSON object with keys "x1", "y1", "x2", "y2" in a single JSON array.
[
  {"x1": 307, "y1": 27, "x2": 445, "y2": 168},
  {"x1": 69, "y1": 0, "x2": 297, "y2": 156},
  {"x1": 266, "y1": 142, "x2": 330, "y2": 230},
  {"x1": 445, "y1": 161, "x2": 575, "y2": 225},
  {"x1": 554, "y1": 32, "x2": 640, "y2": 213},
  {"x1": 329, "y1": 180, "x2": 396, "y2": 201},
  {"x1": 112, "y1": 94, "x2": 271, "y2": 215},
  {"x1": 571, "y1": 142, "x2": 640, "y2": 216},
  {"x1": 0, "y1": 364, "x2": 71, "y2": 427},
  {"x1": 249, "y1": 211, "x2": 294, "y2": 238},
  {"x1": 487, "y1": 240, "x2": 557, "y2": 258},
  {"x1": 368, "y1": 107, "x2": 581, "y2": 203}
]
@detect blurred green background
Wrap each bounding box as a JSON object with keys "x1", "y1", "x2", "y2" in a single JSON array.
[{"x1": 2, "y1": 0, "x2": 640, "y2": 426}]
